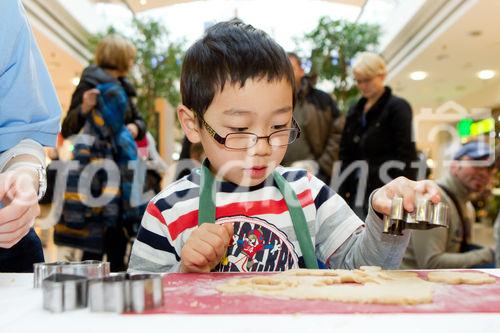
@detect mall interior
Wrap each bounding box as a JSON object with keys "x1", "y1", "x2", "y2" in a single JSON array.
[
  {"x1": 1, "y1": 0, "x2": 500, "y2": 327},
  {"x1": 21, "y1": 0, "x2": 498, "y2": 262}
]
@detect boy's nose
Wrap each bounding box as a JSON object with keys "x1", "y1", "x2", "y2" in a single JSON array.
[{"x1": 248, "y1": 137, "x2": 272, "y2": 156}]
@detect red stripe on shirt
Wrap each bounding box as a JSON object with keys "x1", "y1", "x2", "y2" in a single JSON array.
[
  {"x1": 146, "y1": 202, "x2": 167, "y2": 225},
  {"x1": 166, "y1": 189, "x2": 314, "y2": 240}
]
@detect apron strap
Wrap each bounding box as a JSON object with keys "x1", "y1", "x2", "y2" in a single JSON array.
[
  {"x1": 198, "y1": 162, "x2": 216, "y2": 224},
  {"x1": 272, "y1": 171, "x2": 318, "y2": 269}
]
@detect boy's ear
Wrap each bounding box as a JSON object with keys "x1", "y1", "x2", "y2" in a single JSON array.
[{"x1": 177, "y1": 104, "x2": 201, "y2": 143}]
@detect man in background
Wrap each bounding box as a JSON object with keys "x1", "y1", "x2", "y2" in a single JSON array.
[
  {"x1": 402, "y1": 141, "x2": 496, "y2": 269},
  {"x1": 281, "y1": 53, "x2": 344, "y2": 184}
]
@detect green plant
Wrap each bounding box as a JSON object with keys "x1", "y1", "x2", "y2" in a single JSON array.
[
  {"x1": 298, "y1": 17, "x2": 381, "y2": 112},
  {"x1": 88, "y1": 18, "x2": 185, "y2": 139},
  {"x1": 131, "y1": 18, "x2": 184, "y2": 138}
]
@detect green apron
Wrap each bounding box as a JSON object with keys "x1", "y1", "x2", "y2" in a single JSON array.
[{"x1": 198, "y1": 161, "x2": 318, "y2": 269}]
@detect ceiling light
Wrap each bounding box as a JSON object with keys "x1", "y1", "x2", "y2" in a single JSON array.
[
  {"x1": 139, "y1": 0, "x2": 147, "y2": 5},
  {"x1": 477, "y1": 70, "x2": 496, "y2": 80},
  {"x1": 71, "y1": 77, "x2": 80, "y2": 86},
  {"x1": 409, "y1": 71, "x2": 428, "y2": 81}
]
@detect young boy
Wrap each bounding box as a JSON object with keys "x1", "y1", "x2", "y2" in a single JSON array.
[{"x1": 128, "y1": 20, "x2": 440, "y2": 273}]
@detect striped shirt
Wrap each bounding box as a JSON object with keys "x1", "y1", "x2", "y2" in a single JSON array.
[{"x1": 129, "y1": 166, "x2": 371, "y2": 273}]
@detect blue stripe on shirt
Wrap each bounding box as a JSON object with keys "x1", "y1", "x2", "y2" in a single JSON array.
[
  {"x1": 136, "y1": 226, "x2": 180, "y2": 260},
  {"x1": 314, "y1": 185, "x2": 335, "y2": 210},
  {"x1": 155, "y1": 187, "x2": 199, "y2": 211}
]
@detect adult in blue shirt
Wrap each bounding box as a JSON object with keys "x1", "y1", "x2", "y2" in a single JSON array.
[{"x1": 0, "y1": 0, "x2": 61, "y2": 272}]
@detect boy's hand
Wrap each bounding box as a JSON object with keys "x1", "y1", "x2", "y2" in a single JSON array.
[
  {"x1": 180, "y1": 223, "x2": 234, "y2": 273},
  {"x1": 372, "y1": 177, "x2": 441, "y2": 216}
]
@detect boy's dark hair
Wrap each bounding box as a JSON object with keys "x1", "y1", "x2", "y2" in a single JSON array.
[{"x1": 180, "y1": 19, "x2": 296, "y2": 121}]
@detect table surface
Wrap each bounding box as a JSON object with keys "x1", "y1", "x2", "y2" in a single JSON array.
[{"x1": 1, "y1": 269, "x2": 500, "y2": 333}]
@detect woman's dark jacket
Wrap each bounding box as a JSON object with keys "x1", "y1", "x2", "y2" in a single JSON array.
[
  {"x1": 61, "y1": 65, "x2": 146, "y2": 140},
  {"x1": 338, "y1": 87, "x2": 417, "y2": 216}
]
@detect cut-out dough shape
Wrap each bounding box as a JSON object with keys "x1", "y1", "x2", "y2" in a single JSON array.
[
  {"x1": 217, "y1": 268, "x2": 434, "y2": 305},
  {"x1": 427, "y1": 271, "x2": 496, "y2": 285}
]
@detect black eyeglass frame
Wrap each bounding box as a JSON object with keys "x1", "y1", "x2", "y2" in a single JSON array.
[{"x1": 198, "y1": 116, "x2": 301, "y2": 150}]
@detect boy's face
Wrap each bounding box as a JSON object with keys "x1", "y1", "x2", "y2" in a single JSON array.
[{"x1": 180, "y1": 78, "x2": 294, "y2": 186}]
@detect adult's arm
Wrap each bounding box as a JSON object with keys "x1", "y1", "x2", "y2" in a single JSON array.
[
  {"x1": 126, "y1": 100, "x2": 146, "y2": 140},
  {"x1": 0, "y1": 0, "x2": 61, "y2": 151},
  {"x1": 0, "y1": 0, "x2": 60, "y2": 248},
  {"x1": 317, "y1": 97, "x2": 345, "y2": 177},
  {"x1": 60, "y1": 80, "x2": 95, "y2": 138},
  {"x1": 408, "y1": 227, "x2": 493, "y2": 269}
]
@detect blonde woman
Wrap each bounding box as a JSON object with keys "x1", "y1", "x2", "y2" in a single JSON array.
[
  {"x1": 62, "y1": 34, "x2": 145, "y2": 140},
  {"x1": 60, "y1": 35, "x2": 146, "y2": 271},
  {"x1": 338, "y1": 52, "x2": 417, "y2": 218}
]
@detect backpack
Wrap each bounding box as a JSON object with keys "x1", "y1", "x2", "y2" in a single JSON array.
[{"x1": 54, "y1": 82, "x2": 146, "y2": 253}]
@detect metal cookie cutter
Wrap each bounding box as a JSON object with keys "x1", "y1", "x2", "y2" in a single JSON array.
[
  {"x1": 42, "y1": 273, "x2": 88, "y2": 313},
  {"x1": 89, "y1": 273, "x2": 163, "y2": 313},
  {"x1": 34, "y1": 260, "x2": 110, "y2": 288},
  {"x1": 383, "y1": 197, "x2": 449, "y2": 236}
]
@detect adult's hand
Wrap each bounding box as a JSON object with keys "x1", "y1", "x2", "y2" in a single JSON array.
[
  {"x1": 0, "y1": 170, "x2": 40, "y2": 248},
  {"x1": 126, "y1": 123, "x2": 139, "y2": 139},
  {"x1": 81, "y1": 88, "x2": 100, "y2": 115}
]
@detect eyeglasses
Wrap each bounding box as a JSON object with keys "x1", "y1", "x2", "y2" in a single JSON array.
[{"x1": 199, "y1": 117, "x2": 301, "y2": 150}]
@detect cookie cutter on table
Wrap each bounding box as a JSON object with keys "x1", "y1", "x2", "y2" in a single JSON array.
[
  {"x1": 383, "y1": 197, "x2": 449, "y2": 236},
  {"x1": 88, "y1": 273, "x2": 164, "y2": 313},
  {"x1": 42, "y1": 273, "x2": 88, "y2": 313},
  {"x1": 33, "y1": 260, "x2": 110, "y2": 288}
]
